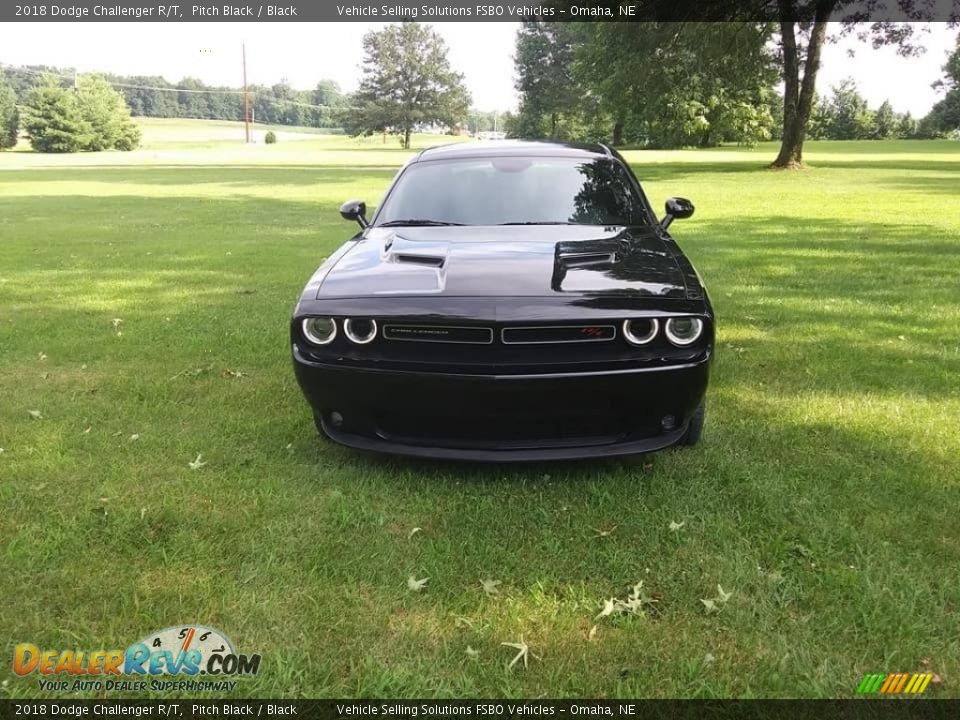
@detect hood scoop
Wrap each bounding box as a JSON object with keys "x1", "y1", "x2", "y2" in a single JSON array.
[
  {"x1": 558, "y1": 250, "x2": 617, "y2": 268},
  {"x1": 555, "y1": 238, "x2": 622, "y2": 270},
  {"x1": 384, "y1": 233, "x2": 449, "y2": 268},
  {"x1": 393, "y1": 252, "x2": 446, "y2": 267}
]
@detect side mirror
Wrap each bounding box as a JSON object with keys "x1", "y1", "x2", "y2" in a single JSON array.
[
  {"x1": 661, "y1": 197, "x2": 694, "y2": 230},
  {"x1": 340, "y1": 199, "x2": 369, "y2": 229}
]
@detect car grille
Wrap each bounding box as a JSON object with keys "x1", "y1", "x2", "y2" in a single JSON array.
[
  {"x1": 501, "y1": 324, "x2": 616, "y2": 344},
  {"x1": 382, "y1": 323, "x2": 618, "y2": 345},
  {"x1": 382, "y1": 324, "x2": 493, "y2": 344}
]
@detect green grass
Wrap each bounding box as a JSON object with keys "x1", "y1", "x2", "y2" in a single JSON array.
[{"x1": 1, "y1": 122, "x2": 959, "y2": 698}]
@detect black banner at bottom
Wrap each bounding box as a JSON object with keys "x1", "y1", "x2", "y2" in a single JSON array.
[{"x1": 0, "y1": 700, "x2": 958, "y2": 720}]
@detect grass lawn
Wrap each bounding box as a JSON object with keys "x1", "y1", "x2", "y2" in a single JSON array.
[{"x1": 1, "y1": 121, "x2": 959, "y2": 698}]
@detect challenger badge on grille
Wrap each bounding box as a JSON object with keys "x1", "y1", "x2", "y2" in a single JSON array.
[{"x1": 383, "y1": 325, "x2": 494, "y2": 344}]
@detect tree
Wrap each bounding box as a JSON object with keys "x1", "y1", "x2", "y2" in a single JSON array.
[
  {"x1": 771, "y1": 10, "x2": 939, "y2": 167},
  {"x1": 896, "y1": 112, "x2": 917, "y2": 138},
  {"x1": 513, "y1": 21, "x2": 582, "y2": 139},
  {"x1": 0, "y1": 72, "x2": 19, "y2": 149},
  {"x1": 23, "y1": 74, "x2": 90, "y2": 153},
  {"x1": 570, "y1": 23, "x2": 778, "y2": 148},
  {"x1": 347, "y1": 22, "x2": 470, "y2": 149},
  {"x1": 923, "y1": 35, "x2": 960, "y2": 135},
  {"x1": 75, "y1": 75, "x2": 141, "y2": 151},
  {"x1": 312, "y1": 80, "x2": 346, "y2": 127},
  {"x1": 825, "y1": 78, "x2": 874, "y2": 139},
  {"x1": 872, "y1": 100, "x2": 897, "y2": 139}
]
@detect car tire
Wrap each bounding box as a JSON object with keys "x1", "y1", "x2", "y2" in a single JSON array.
[
  {"x1": 677, "y1": 400, "x2": 705, "y2": 447},
  {"x1": 313, "y1": 413, "x2": 329, "y2": 438}
]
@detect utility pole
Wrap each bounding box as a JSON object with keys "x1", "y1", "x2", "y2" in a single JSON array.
[{"x1": 242, "y1": 43, "x2": 250, "y2": 143}]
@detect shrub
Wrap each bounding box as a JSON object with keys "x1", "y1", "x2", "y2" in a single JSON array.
[{"x1": 264, "y1": 130, "x2": 277, "y2": 144}]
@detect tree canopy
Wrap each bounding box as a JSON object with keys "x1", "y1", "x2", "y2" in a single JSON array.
[
  {"x1": 512, "y1": 22, "x2": 779, "y2": 148},
  {"x1": 512, "y1": 17, "x2": 958, "y2": 163},
  {"x1": 925, "y1": 35, "x2": 960, "y2": 136},
  {"x1": 0, "y1": 72, "x2": 18, "y2": 150},
  {"x1": 76, "y1": 75, "x2": 141, "y2": 151},
  {"x1": 23, "y1": 73, "x2": 141, "y2": 153},
  {"x1": 345, "y1": 22, "x2": 471, "y2": 149},
  {"x1": 3, "y1": 66, "x2": 348, "y2": 130}
]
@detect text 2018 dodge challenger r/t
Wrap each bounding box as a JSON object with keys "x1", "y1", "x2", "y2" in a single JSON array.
[{"x1": 291, "y1": 141, "x2": 714, "y2": 461}]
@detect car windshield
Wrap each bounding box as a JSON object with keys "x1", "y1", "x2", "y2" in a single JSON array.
[{"x1": 375, "y1": 156, "x2": 649, "y2": 227}]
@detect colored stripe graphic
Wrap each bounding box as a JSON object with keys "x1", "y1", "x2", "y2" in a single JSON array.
[{"x1": 858, "y1": 672, "x2": 932, "y2": 694}]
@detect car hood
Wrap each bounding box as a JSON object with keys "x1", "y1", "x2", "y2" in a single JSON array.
[{"x1": 315, "y1": 225, "x2": 688, "y2": 299}]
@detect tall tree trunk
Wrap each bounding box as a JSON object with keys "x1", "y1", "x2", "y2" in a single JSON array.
[
  {"x1": 403, "y1": 126, "x2": 411, "y2": 150},
  {"x1": 550, "y1": 112, "x2": 558, "y2": 139},
  {"x1": 612, "y1": 119, "x2": 624, "y2": 146},
  {"x1": 772, "y1": 3, "x2": 832, "y2": 168}
]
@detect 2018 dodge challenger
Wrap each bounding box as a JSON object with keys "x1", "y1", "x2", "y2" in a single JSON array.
[{"x1": 291, "y1": 141, "x2": 714, "y2": 461}]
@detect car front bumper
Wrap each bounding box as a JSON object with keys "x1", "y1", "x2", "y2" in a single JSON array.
[{"x1": 293, "y1": 345, "x2": 710, "y2": 462}]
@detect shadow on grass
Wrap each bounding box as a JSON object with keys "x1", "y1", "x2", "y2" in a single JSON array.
[{"x1": 2, "y1": 166, "x2": 398, "y2": 188}]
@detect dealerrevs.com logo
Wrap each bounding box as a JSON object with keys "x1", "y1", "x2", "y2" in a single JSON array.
[{"x1": 13, "y1": 625, "x2": 262, "y2": 693}]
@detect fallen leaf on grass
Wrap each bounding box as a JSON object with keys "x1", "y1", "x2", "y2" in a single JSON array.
[
  {"x1": 595, "y1": 598, "x2": 616, "y2": 620},
  {"x1": 669, "y1": 520, "x2": 685, "y2": 532},
  {"x1": 223, "y1": 369, "x2": 246, "y2": 379},
  {"x1": 188, "y1": 454, "x2": 207, "y2": 470},
  {"x1": 407, "y1": 575, "x2": 429, "y2": 592},
  {"x1": 28, "y1": 410, "x2": 42, "y2": 420},
  {"x1": 480, "y1": 579, "x2": 501, "y2": 596},
  {"x1": 408, "y1": 527, "x2": 422, "y2": 539},
  {"x1": 129, "y1": 434, "x2": 140, "y2": 441},
  {"x1": 501, "y1": 637, "x2": 538, "y2": 669},
  {"x1": 588, "y1": 625, "x2": 598, "y2": 641},
  {"x1": 38, "y1": 352, "x2": 47, "y2": 361},
  {"x1": 111, "y1": 318, "x2": 123, "y2": 332},
  {"x1": 592, "y1": 525, "x2": 617, "y2": 538},
  {"x1": 465, "y1": 646, "x2": 480, "y2": 659},
  {"x1": 700, "y1": 584, "x2": 733, "y2": 613},
  {"x1": 596, "y1": 582, "x2": 659, "y2": 622},
  {"x1": 171, "y1": 365, "x2": 213, "y2": 380},
  {"x1": 140, "y1": 508, "x2": 147, "y2": 520}
]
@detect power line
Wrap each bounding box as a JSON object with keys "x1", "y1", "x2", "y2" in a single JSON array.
[{"x1": 0, "y1": 63, "x2": 352, "y2": 109}]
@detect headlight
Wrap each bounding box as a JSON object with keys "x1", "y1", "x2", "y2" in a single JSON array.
[
  {"x1": 622, "y1": 318, "x2": 658, "y2": 346},
  {"x1": 344, "y1": 318, "x2": 378, "y2": 345},
  {"x1": 302, "y1": 317, "x2": 337, "y2": 345},
  {"x1": 664, "y1": 317, "x2": 704, "y2": 346}
]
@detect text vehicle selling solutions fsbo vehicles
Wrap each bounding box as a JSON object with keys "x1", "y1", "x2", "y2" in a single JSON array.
[{"x1": 291, "y1": 141, "x2": 714, "y2": 461}]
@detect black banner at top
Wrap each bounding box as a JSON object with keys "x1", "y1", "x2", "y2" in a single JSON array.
[{"x1": 3, "y1": 0, "x2": 960, "y2": 22}]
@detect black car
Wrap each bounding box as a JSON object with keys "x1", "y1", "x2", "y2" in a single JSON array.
[{"x1": 291, "y1": 141, "x2": 713, "y2": 461}]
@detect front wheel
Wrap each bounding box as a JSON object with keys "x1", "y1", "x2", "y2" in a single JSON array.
[
  {"x1": 313, "y1": 412, "x2": 330, "y2": 440},
  {"x1": 676, "y1": 400, "x2": 705, "y2": 447}
]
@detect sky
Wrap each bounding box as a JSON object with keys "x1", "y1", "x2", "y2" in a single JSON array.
[{"x1": 1, "y1": 22, "x2": 957, "y2": 115}]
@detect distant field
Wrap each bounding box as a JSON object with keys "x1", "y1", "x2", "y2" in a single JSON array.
[
  {"x1": 7, "y1": 117, "x2": 471, "y2": 166},
  {"x1": 1, "y1": 120, "x2": 959, "y2": 698}
]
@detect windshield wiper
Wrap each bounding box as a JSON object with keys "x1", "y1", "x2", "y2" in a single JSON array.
[{"x1": 378, "y1": 219, "x2": 464, "y2": 227}]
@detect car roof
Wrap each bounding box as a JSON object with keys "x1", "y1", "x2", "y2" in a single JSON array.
[{"x1": 413, "y1": 140, "x2": 614, "y2": 162}]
